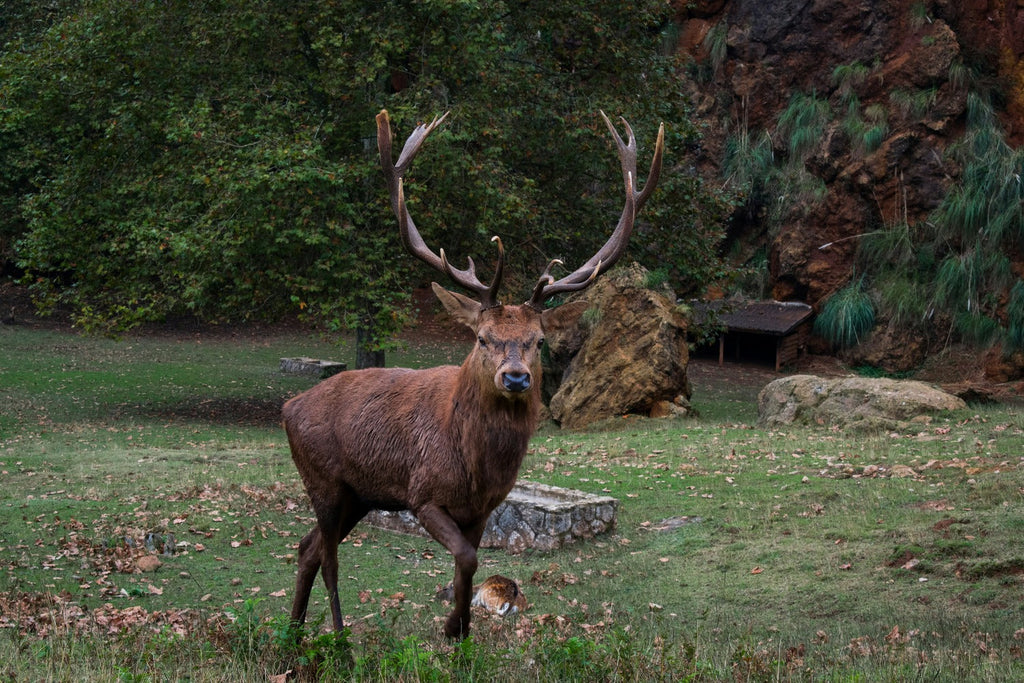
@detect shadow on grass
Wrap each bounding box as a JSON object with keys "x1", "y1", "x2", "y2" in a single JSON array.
[{"x1": 115, "y1": 395, "x2": 289, "y2": 427}]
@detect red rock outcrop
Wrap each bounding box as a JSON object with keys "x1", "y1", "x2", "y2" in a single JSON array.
[{"x1": 672, "y1": 0, "x2": 1024, "y2": 377}]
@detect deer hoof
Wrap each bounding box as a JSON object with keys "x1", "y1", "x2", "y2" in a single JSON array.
[{"x1": 444, "y1": 612, "x2": 470, "y2": 639}]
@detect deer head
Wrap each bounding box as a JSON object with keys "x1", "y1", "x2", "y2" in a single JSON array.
[{"x1": 376, "y1": 109, "x2": 664, "y2": 398}]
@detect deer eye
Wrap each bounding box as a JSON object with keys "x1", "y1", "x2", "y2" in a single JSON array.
[
  {"x1": 536, "y1": 338, "x2": 545, "y2": 350},
  {"x1": 478, "y1": 336, "x2": 487, "y2": 348}
]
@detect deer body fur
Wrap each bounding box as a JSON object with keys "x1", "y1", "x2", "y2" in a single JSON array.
[{"x1": 285, "y1": 290, "x2": 583, "y2": 638}]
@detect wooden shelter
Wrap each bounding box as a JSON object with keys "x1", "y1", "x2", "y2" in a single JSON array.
[{"x1": 693, "y1": 300, "x2": 814, "y2": 371}]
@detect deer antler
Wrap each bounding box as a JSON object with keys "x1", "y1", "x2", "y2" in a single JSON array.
[
  {"x1": 527, "y1": 111, "x2": 665, "y2": 309},
  {"x1": 376, "y1": 110, "x2": 505, "y2": 309}
]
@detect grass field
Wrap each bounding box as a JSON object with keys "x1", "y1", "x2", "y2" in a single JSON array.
[{"x1": 1, "y1": 322, "x2": 1022, "y2": 681}]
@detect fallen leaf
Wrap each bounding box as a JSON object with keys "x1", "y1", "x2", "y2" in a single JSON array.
[{"x1": 750, "y1": 567, "x2": 763, "y2": 575}]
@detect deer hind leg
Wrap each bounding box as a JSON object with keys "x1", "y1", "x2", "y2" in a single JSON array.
[
  {"x1": 290, "y1": 527, "x2": 323, "y2": 626},
  {"x1": 416, "y1": 505, "x2": 485, "y2": 639},
  {"x1": 291, "y1": 497, "x2": 367, "y2": 633}
]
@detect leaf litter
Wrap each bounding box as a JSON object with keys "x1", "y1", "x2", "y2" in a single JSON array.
[{"x1": 0, "y1": 479, "x2": 309, "y2": 640}]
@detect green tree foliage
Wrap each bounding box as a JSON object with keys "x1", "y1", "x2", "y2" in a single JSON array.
[{"x1": 0, "y1": 0, "x2": 731, "y2": 342}]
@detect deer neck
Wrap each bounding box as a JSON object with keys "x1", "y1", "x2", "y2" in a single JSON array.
[{"x1": 452, "y1": 361, "x2": 540, "y2": 459}]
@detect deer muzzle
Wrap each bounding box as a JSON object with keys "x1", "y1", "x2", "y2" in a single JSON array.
[{"x1": 500, "y1": 371, "x2": 531, "y2": 393}]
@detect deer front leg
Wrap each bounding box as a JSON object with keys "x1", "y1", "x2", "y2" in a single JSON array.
[
  {"x1": 416, "y1": 505, "x2": 484, "y2": 639},
  {"x1": 292, "y1": 499, "x2": 367, "y2": 634}
]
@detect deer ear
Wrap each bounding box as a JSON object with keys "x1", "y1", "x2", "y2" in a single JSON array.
[
  {"x1": 540, "y1": 301, "x2": 590, "y2": 334},
  {"x1": 432, "y1": 282, "x2": 482, "y2": 329}
]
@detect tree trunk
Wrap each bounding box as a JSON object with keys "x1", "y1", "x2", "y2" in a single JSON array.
[{"x1": 356, "y1": 325, "x2": 385, "y2": 369}]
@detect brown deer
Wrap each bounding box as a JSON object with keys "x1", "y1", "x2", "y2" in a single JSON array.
[{"x1": 283, "y1": 109, "x2": 664, "y2": 639}]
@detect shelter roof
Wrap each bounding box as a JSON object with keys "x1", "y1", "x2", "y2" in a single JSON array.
[{"x1": 693, "y1": 300, "x2": 813, "y2": 336}]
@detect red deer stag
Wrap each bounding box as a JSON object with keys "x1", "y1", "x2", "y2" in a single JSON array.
[{"x1": 283, "y1": 109, "x2": 664, "y2": 639}]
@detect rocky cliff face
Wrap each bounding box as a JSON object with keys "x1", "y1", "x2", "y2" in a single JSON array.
[{"x1": 672, "y1": 0, "x2": 1024, "y2": 377}]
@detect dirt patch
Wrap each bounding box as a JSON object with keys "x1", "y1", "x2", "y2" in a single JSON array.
[
  {"x1": 686, "y1": 353, "x2": 851, "y2": 402},
  {"x1": 119, "y1": 397, "x2": 287, "y2": 427}
]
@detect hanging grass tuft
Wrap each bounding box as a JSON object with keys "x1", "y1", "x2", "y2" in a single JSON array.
[
  {"x1": 777, "y1": 92, "x2": 831, "y2": 162},
  {"x1": 814, "y1": 276, "x2": 875, "y2": 349},
  {"x1": 1006, "y1": 281, "x2": 1024, "y2": 352}
]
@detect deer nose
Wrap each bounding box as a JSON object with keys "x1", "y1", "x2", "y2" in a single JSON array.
[{"x1": 501, "y1": 371, "x2": 531, "y2": 393}]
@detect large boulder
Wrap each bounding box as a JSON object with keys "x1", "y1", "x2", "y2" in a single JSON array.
[
  {"x1": 757, "y1": 375, "x2": 967, "y2": 430},
  {"x1": 545, "y1": 264, "x2": 691, "y2": 429}
]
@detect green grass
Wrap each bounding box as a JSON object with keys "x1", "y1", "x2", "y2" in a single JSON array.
[
  {"x1": 1, "y1": 323, "x2": 1022, "y2": 680},
  {"x1": 814, "y1": 276, "x2": 876, "y2": 349},
  {"x1": 777, "y1": 92, "x2": 831, "y2": 163}
]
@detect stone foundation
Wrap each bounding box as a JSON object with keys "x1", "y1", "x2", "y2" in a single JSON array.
[
  {"x1": 279, "y1": 357, "x2": 346, "y2": 379},
  {"x1": 364, "y1": 481, "x2": 618, "y2": 553}
]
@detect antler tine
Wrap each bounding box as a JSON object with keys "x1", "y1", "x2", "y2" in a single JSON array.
[
  {"x1": 376, "y1": 109, "x2": 504, "y2": 308},
  {"x1": 528, "y1": 113, "x2": 664, "y2": 308},
  {"x1": 526, "y1": 258, "x2": 564, "y2": 309}
]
